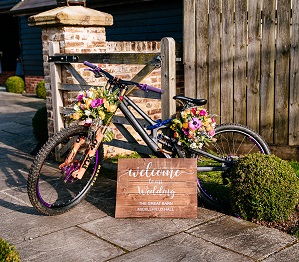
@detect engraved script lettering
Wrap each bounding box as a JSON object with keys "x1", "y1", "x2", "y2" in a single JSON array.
[
  {"x1": 137, "y1": 185, "x2": 175, "y2": 199},
  {"x1": 127, "y1": 162, "x2": 182, "y2": 179}
]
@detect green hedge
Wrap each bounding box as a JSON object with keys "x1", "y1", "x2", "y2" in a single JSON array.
[
  {"x1": 35, "y1": 80, "x2": 46, "y2": 99},
  {"x1": 5, "y1": 76, "x2": 24, "y2": 94},
  {"x1": 230, "y1": 153, "x2": 299, "y2": 222},
  {"x1": 32, "y1": 106, "x2": 48, "y2": 144},
  {"x1": 0, "y1": 238, "x2": 20, "y2": 262}
]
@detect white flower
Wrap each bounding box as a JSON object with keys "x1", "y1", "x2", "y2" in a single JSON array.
[
  {"x1": 190, "y1": 142, "x2": 197, "y2": 149},
  {"x1": 74, "y1": 104, "x2": 80, "y2": 111},
  {"x1": 84, "y1": 110, "x2": 91, "y2": 116},
  {"x1": 86, "y1": 90, "x2": 94, "y2": 98}
]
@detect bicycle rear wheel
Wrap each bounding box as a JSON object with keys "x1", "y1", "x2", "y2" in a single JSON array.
[
  {"x1": 197, "y1": 123, "x2": 271, "y2": 211},
  {"x1": 27, "y1": 124, "x2": 103, "y2": 216}
]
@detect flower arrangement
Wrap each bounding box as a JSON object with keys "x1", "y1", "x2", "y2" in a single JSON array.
[
  {"x1": 70, "y1": 86, "x2": 119, "y2": 125},
  {"x1": 69, "y1": 86, "x2": 120, "y2": 142},
  {"x1": 170, "y1": 107, "x2": 217, "y2": 149}
]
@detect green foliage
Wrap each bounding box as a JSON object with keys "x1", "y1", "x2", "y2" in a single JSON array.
[
  {"x1": 0, "y1": 238, "x2": 20, "y2": 262},
  {"x1": 32, "y1": 106, "x2": 48, "y2": 144},
  {"x1": 230, "y1": 153, "x2": 299, "y2": 222},
  {"x1": 35, "y1": 80, "x2": 46, "y2": 99},
  {"x1": 5, "y1": 76, "x2": 25, "y2": 94},
  {"x1": 290, "y1": 160, "x2": 299, "y2": 177}
]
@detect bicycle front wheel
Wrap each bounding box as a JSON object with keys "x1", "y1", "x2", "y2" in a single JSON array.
[
  {"x1": 197, "y1": 123, "x2": 271, "y2": 211},
  {"x1": 27, "y1": 124, "x2": 103, "y2": 216}
]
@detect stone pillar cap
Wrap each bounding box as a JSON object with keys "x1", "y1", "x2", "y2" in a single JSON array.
[{"x1": 28, "y1": 6, "x2": 113, "y2": 27}]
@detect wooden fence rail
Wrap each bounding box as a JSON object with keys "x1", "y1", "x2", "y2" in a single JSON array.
[{"x1": 184, "y1": 0, "x2": 299, "y2": 149}]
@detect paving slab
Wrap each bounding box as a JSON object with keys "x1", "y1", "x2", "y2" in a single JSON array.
[
  {"x1": 262, "y1": 242, "x2": 299, "y2": 261},
  {"x1": 80, "y1": 208, "x2": 224, "y2": 251},
  {"x1": 109, "y1": 232, "x2": 254, "y2": 262},
  {"x1": 187, "y1": 215, "x2": 298, "y2": 261},
  {"x1": 17, "y1": 227, "x2": 125, "y2": 262},
  {"x1": 0, "y1": 200, "x2": 108, "y2": 245}
]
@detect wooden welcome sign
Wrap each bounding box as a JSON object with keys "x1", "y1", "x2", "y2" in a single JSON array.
[{"x1": 115, "y1": 158, "x2": 198, "y2": 218}]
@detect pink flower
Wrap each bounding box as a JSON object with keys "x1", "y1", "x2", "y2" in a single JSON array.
[
  {"x1": 199, "y1": 109, "x2": 207, "y2": 116},
  {"x1": 85, "y1": 118, "x2": 92, "y2": 124},
  {"x1": 188, "y1": 118, "x2": 202, "y2": 130},
  {"x1": 209, "y1": 129, "x2": 215, "y2": 137},
  {"x1": 91, "y1": 98, "x2": 104, "y2": 108}
]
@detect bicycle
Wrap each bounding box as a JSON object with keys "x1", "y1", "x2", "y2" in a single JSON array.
[{"x1": 27, "y1": 61, "x2": 271, "y2": 216}]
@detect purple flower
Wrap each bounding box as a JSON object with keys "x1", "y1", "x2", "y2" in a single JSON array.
[
  {"x1": 91, "y1": 98, "x2": 104, "y2": 108},
  {"x1": 188, "y1": 118, "x2": 202, "y2": 130},
  {"x1": 77, "y1": 92, "x2": 84, "y2": 101},
  {"x1": 182, "y1": 128, "x2": 189, "y2": 135}
]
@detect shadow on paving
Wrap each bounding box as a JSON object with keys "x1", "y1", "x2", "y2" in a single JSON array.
[{"x1": 0, "y1": 141, "x2": 117, "y2": 217}]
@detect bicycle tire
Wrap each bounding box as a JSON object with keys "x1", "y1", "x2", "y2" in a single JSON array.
[
  {"x1": 196, "y1": 123, "x2": 271, "y2": 211},
  {"x1": 27, "y1": 124, "x2": 103, "y2": 216}
]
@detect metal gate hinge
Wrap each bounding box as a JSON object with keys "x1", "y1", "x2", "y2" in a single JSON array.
[{"x1": 48, "y1": 55, "x2": 79, "y2": 63}]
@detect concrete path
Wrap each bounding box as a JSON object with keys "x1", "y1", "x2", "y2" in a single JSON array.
[{"x1": 0, "y1": 87, "x2": 298, "y2": 261}]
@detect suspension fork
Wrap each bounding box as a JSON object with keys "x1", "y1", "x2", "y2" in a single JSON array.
[
  {"x1": 70, "y1": 125, "x2": 107, "y2": 179},
  {"x1": 59, "y1": 134, "x2": 86, "y2": 169}
]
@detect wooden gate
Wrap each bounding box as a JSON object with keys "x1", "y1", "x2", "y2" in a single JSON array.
[{"x1": 183, "y1": 0, "x2": 299, "y2": 151}]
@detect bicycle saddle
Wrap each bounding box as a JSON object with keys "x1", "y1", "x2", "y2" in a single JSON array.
[{"x1": 173, "y1": 95, "x2": 207, "y2": 106}]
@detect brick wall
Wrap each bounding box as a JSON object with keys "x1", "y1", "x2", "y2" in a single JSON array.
[
  {"x1": 25, "y1": 76, "x2": 44, "y2": 93},
  {"x1": 0, "y1": 71, "x2": 15, "y2": 85}
]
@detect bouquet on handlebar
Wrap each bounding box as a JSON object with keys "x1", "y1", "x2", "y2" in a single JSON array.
[
  {"x1": 171, "y1": 107, "x2": 217, "y2": 149},
  {"x1": 69, "y1": 84, "x2": 120, "y2": 141}
]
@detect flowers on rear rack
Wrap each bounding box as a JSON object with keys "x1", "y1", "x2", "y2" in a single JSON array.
[
  {"x1": 170, "y1": 107, "x2": 217, "y2": 149},
  {"x1": 69, "y1": 86, "x2": 120, "y2": 142}
]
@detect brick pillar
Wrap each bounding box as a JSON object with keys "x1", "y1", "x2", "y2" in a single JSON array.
[{"x1": 28, "y1": 6, "x2": 113, "y2": 136}]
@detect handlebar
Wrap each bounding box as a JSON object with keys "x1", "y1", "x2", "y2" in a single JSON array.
[{"x1": 83, "y1": 61, "x2": 163, "y2": 94}]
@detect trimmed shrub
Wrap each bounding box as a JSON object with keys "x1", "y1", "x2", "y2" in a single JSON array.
[
  {"x1": 0, "y1": 238, "x2": 20, "y2": 262},
  {"x1": 5, "y1": 76, "x2": 25, "y2": 94},
  {"x1": 230, "y1": 153, "x2": 299, "y2": 222},
  {"x1": 32, "y1": 106, "x2": 48, "y2": 144},
  {"x1": 35, "y1": 80, "x2": 46, "y2": 99}
]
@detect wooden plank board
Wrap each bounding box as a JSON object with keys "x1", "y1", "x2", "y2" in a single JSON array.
[
  {"x1": 233, "y1": 0, "x2": 247, "y2": 125},
  {"x1": 260, "y1": 0, "x2": 275, "y2": 143},
  {"x1": 161, "y1": 37, "x2": 177, "y2": 119},
  {"x1": 183, "y1": 0, "x2": 197, "y2": 98},
  {"x1": 208, "y1": 0, "x2": 221, "y2": 119},
  {"x1": 246, "y1": 0, "x2": 261, "y2": 132},
  {"x1": 220, "y1": 0, "x2": 234, "y2": 123},
  {"x1": 115, "y1": 158, "x2": 197, "y2": 218},
  {"x1": 49, "y1": 41, "x2": 64, "y2": 133},
  {"x1": 290, "y1": 0, "x2": 299, "y2": 145},
  {"x1": 274, "y1": 0, "x2": 291, "y2": 144},
  {"x1": 196, "y1": 0, "x2": 209, "y2": 101},
  {"x1": 49, "y1": 53, "x2": 160, "y2": 65}
]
